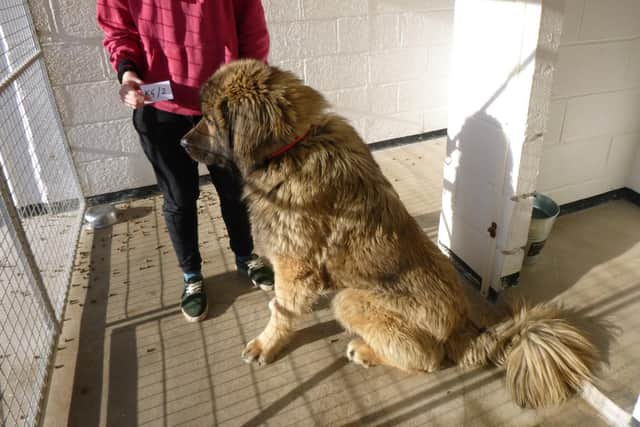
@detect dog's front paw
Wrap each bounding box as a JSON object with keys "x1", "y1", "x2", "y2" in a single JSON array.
[
  {"x1": 242, "y1": 338, "x2": 274, "y2": 366},
  {"x1": 346, "y1": 338, "x2": 378, "y2": 368}
]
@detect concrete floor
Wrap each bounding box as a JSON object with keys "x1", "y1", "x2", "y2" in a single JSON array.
[{"x1": 42, "y1": 139, "x2": 640, "y2": 426}]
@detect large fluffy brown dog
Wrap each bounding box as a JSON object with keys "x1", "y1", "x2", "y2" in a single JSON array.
[{"x1": 181, "y1": 59, "x2": 597, "y2": 408}]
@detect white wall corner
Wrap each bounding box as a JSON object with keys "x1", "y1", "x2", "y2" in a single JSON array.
[
  {"x1": 495, "y1": 0, "x2": 565, "y2": 284},
  {"x1": 439, "y1": 0, "x2": 564, "y2": 296},
  {"x1": 627, "y1": 140, "x2": 640, "y2": 193}
]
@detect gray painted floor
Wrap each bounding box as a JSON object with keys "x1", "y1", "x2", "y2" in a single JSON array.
[{"x1": 43, "y1": 139, "x2": 639, "y2": 426}]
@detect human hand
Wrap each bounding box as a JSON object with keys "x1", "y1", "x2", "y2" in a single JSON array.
[{"x1": 119, "y1": 71, "x2": 146, "y2": 109}]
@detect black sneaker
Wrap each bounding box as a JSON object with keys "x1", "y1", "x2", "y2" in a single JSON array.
[
  {"x1": 181, "y1": 276, "x2": 208, "y2": 322},
  {"x1": 236, "y1": 254, "x2": 274, "y2": 291}
]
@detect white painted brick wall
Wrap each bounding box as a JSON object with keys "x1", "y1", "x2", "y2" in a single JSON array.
[
  {"x1": 268, "y1": 1, "x2": 454, "y2": 144},
  {"x1": 268, "y1": 20, "x2": 337, "y2": 63},
  {"x1": 337, "y1": 17, "x2": 369, "y2": 53},
  {"x1": 28, "y1": 0, "x2": 455, "y2": 196},
  {"x1": 305, "y1": 54, "x2": 369, "y2": 91},
  {"x1": 538, "y1": 0, "x2": 640, "y2": 204},
  {"x1": 66, "y1": 120, "x2": 140, "y2": 163},
  {"x1": 52, "y1": 81, "x2": 131, "y2": 124},
  {"x1": 41, "y1": 43, "x2": 108, "y2": 85},
  {"x1": 370, "y1": 49, "x2": 429, "y2": 84},
  {"x1": 400, "y1": 11, "x2": 453, "y2": 47},
  {"x1": 29, "y1": 0, "x2": 638, "y2": 201},
  {"x1": 301, "y1": 0, "x2": 368, "y2": 19},
  {"x1": 27, "y1": 0, "x2": 153, "y2": 197},
  {"x1": 56, "y1": 0, "x2": 102, "y2": 37},
  {"x1": 369, "y1": 15, "x2": 401, "y2": 51},
  {"x1": 262, "y1": 0, "x2": 300, "y2": 22},
  {"x1": 579, "y1": 0, "x2": 640, "y2": 41}
]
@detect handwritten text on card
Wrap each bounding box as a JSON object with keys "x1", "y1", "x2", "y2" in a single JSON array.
[{"x1": 140, "y1": 81, "x2": 174, "y2": 103}]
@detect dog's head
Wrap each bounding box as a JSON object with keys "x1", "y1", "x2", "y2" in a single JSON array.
[{"x1": 181, "y1": 59, "x2": 329, "y2": 174}]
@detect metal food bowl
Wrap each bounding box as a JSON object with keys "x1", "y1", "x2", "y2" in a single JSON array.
[{"x1": 84, "y1": 204, "x2": 119, "y2": 229}]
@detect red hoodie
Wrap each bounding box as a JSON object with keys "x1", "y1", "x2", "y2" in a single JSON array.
[{"x1": 97, "y1": 0, "x2": 270, "y2": 115}]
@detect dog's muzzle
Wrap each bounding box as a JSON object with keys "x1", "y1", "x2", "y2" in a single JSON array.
[{"x1": 180, "y1": 137, "x2": 205, "y2": 162}]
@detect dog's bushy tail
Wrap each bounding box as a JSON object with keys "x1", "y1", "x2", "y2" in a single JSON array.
[{"x1": 445, "y1": 302, "x2": 597, "y2": 408}]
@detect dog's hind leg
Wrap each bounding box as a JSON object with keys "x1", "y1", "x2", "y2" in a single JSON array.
[
  {"x1": 242, "y1": 257, "x2": 322, "y2": 365},
  {"x1": 333, "y1": 289, "x2": 444, "y2": 373}
]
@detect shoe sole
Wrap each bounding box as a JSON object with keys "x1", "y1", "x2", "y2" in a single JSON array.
[
  {"x1": 182, "y1": 302, "x2": 208, "y2": 323},
  {"x1": 252, "y1": 279, "x2": 274, "y2": 292}
]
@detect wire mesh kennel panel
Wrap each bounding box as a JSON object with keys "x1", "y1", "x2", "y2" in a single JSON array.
[{"x1": 1, "y1": 0, "x2": 85, "y2": 424}]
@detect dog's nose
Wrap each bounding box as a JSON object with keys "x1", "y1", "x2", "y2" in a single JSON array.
[{"x1": 180, "y1": 138, "x2": 191, "y2": 148}]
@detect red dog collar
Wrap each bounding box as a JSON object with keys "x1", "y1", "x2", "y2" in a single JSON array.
[{"x1": 268, "y1": 128, "x2": 311, "y2": 160}]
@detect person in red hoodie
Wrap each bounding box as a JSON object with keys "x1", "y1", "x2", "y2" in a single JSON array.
[{"x1": 97, "y1": 0, "x2": 274, "y2": 322}]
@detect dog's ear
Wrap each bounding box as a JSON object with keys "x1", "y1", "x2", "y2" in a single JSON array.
[
  {"x1": 268, "y1": 67, "x2": 330, "y2": 140},
  {"x1": 222, "y1": 92, "x2": 273, "y2": 162}
]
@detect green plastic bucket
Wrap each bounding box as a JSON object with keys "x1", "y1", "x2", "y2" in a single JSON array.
[{"x1": 524, "y1": 192, "x2": 559, "y2": 265}]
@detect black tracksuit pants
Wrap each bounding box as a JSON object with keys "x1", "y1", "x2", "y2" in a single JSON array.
[{"x1": 132, "y1": 105, "x2": 253, "y2": 273}]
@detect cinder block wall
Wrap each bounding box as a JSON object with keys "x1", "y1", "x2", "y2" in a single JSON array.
[
  {"x1": 537, "y1": 0, "x2": 640, "y2": 203},
  {"x1": 265, "y1": 0, "x2": 453, "y2": 143},
  {"x1": 28, "y1": 0, "x2": 454, "y2": 197},
  {"x1": 27, "y1": 0, "x2": 152, "y2": 196}
]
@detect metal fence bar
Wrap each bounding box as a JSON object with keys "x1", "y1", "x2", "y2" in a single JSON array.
[
  {"x1": 0, "y1": 163, "x2": 59, "y2": 334},
  {"x1": 0, "y1": 49, "x2": 39, "y2": 92}
]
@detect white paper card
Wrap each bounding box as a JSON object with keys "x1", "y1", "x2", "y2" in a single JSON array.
[{"x1": 141, "y1": 80, "x2": 174, "y2": 103}]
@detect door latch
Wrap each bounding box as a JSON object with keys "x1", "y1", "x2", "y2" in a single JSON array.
[{"x1": 487, "y1": 222, "x2": 497, "y2": 238}]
